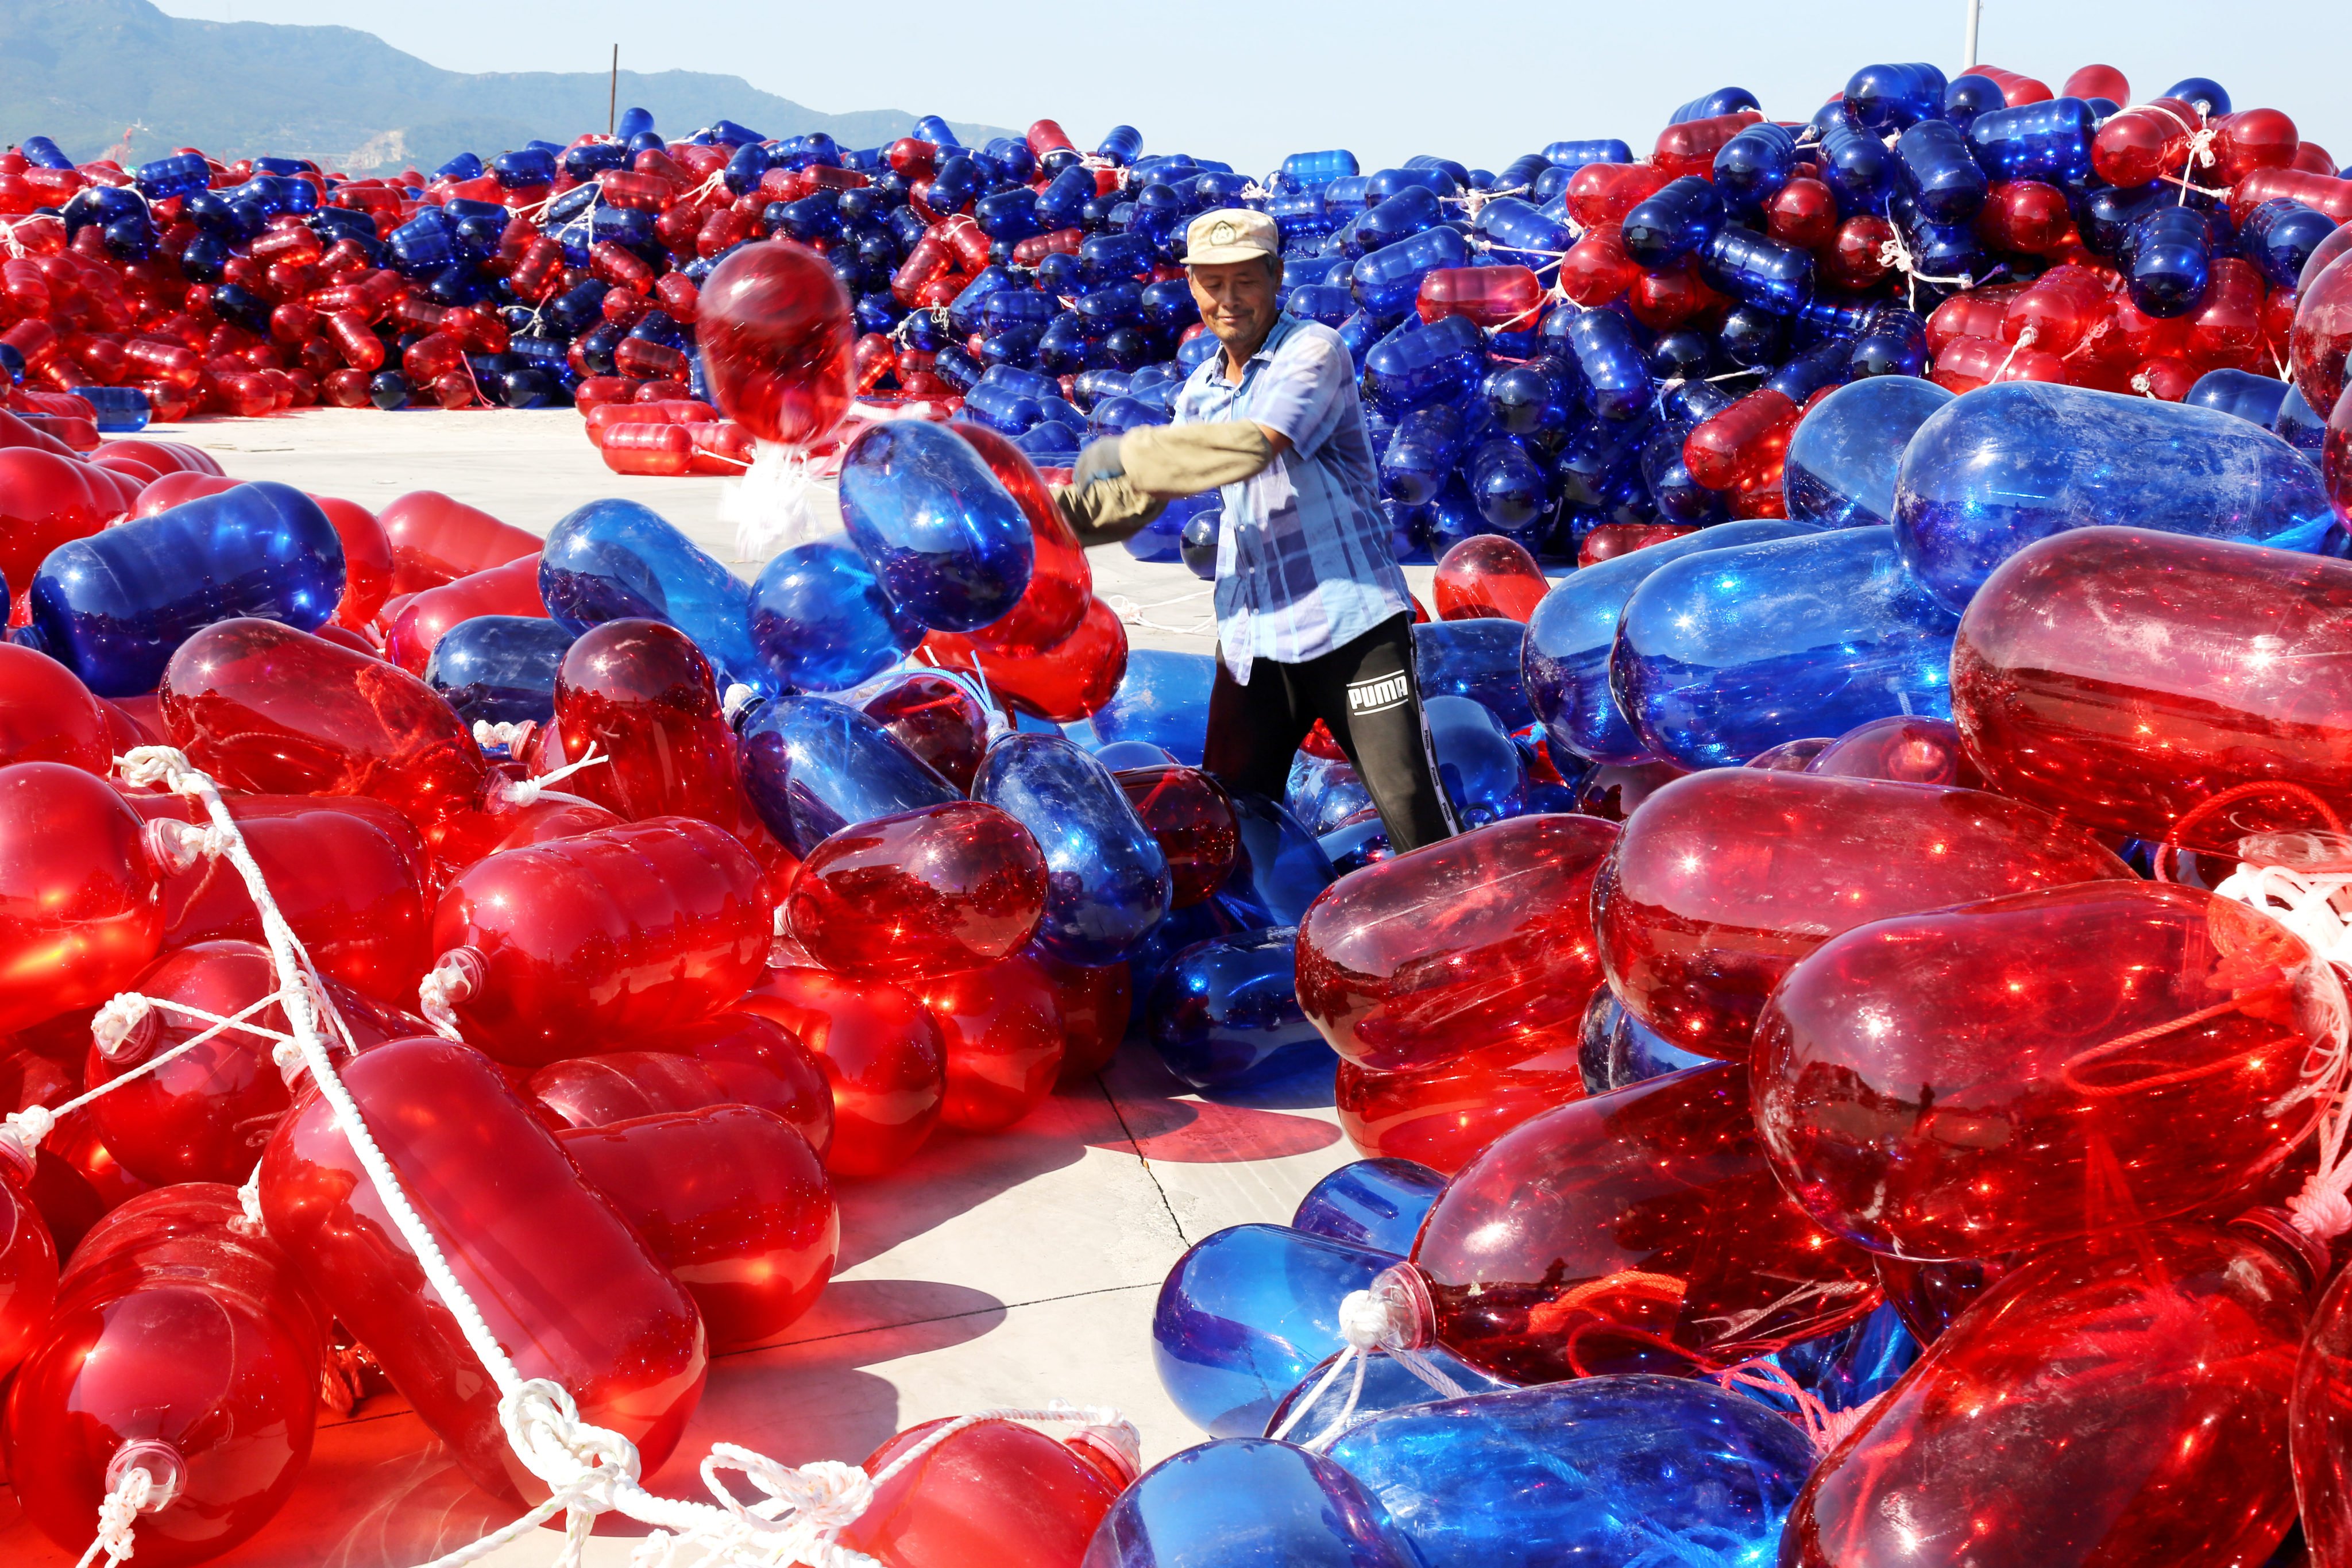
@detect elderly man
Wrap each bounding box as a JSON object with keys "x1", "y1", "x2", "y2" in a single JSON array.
[{"x1": 1057, "y1": 208, "x2": 1457, "y2": 854}]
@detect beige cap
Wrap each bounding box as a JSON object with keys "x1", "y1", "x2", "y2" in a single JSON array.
[{"x1": 1184, "y1": 208, "x2": 1280, "y2": 265}]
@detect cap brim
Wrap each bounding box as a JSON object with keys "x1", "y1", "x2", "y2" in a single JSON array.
[{"x1": 1185, "y1": 245, "x2": 1276, "y2": 266}]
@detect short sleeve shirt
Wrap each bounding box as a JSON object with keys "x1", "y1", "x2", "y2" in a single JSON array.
[{"x1": 1173, "y1": 315, "x2": 1413, "y2": 682}]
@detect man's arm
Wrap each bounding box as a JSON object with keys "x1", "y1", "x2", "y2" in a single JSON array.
[{"x1": 1052, "y1": 420, "x2": 1284, "y2": 546}]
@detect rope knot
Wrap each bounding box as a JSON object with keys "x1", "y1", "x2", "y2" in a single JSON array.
[
  {"x1": 471, "y1": 719, "x2": 535, "y2": 756},
  {"x1": 2213, "y1": 860, "x2": 2352, "y2": 968},
  {"x1": 1046, "y1": 1400, "x2": 1144, "y2": 1477},
  {"x1": 493, "y1": 742, "x2": 609, "y2": 809},
  {"x1": 93, "y1": 1468, "x2": 152, "y2": 1557},
  {"x1": 140, "y1": 817, "x2": 234, "y2": 876},
  {"x1": 91, "y1": 994, "x2": 155, "y2": 1059},
  {"x1": 417, "y1": 949, "x2": 484, "y2": 1042},
  {"x1": 235, "y1": 1173, "x2": 267, "y2": 1232},
  {"x1": 1814, "y1": 1396, "x2": 1880, "y2": 1455},
  {"x1": 1, "y1": 1104, "x2": 55, "y2": 1167},
  {"x1": 114, "y1": 745, "x2": 200, "y2": 794},
  {"x1": 2291, "y1": 1184, "x2": 2352, "y2": 1241},
  {"x1": 754, "y1": 1456, "x2": 873, "y2": 1530},
  {"x1": 1338, "y1": 1286, "x2": 1410, "y2": 1352},
  {"x1": 500, "y1": 1379, "x2": 642, "y2": 1501}
]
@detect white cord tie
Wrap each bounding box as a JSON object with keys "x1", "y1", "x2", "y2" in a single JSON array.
[
  {"x1": 1268, "y1": 1283, "x2": 1465, "y2": 1453},
  {"x1": 115, "y1": 744, "x2": 203, "y2": 794},
  {"x1": 2214, "y1": 861, "x2": 2352, "y2": 970},
  {"x1": 91, "y1": 994, "x2": 155, "y2": 1059},
  {"x1": 1992, "y1": 325, "x2": 2038, "y2": 383},
  {"x1": 2, "y1": 1104, "x2": 56, "y2": 1165},
  {"x1": 2204, "y1": 841, "x2": 2352, "y2": 1241},
  {"x1": 722, "y1": 440, "x2": 841, "y2": 563},
  {"x1": 1874, "y1": 229, "x2": 1975, "y2": 311},
  {"x1": 471, "y1": 719, "x2": 534, "y2": 755},
  {"x1": 1339, "y1": 1287, "x2": 1408, "y2": 1351},
  {"x1": 1104, "y1": 588, "x2": 1215, "y2": 638},
  {"x1": 75, "y1": 1465, "x2": 156, "y2": 1568},
  {"x1": 416, "y1": 952, "x2": 480, "y2": 1042},
  {"x1": 142, "y1": 816, "x2": 237, "y2": 875},
  {"x1": 502, "y1": 742, "x2": 610, "y2": 808},
  {"x1": 236, "y1": 1172, "x2": 267, "y2": 1233},
  {"x1": 501, "y1": 1380, "x2": 642, "y2": 1499}
]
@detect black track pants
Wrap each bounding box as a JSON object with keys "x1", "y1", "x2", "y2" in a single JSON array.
[{"x1": 1202, "y1": 612, "x2": 1459, "y2": 855}]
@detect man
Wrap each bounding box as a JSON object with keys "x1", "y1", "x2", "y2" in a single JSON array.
[{"x1": 1057, "y1": 208, "x2": 1458, "y2": 855}]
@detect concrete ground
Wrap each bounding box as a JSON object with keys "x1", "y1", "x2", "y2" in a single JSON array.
[{"x1": 0, "y1": 407, "x2": 1434, "y2": 1568}]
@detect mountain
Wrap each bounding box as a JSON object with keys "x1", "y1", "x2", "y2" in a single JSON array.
[{"x1": 0, "y1": 0, "x2": 1014, "y2": 173}]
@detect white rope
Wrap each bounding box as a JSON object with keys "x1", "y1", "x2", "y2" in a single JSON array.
[
  {"x1": 723, "y1": 441, "x2": 840, "y2": 563},
  {"x1": 1443, "y1": 183, "x2": 1528, "y2": 219},
  {"x1": 74, "y1": 1465, "x2": 157, "y2": 1568},
  {"x1": 90, "y1": 743, "x2": 1134, "y2": 1568},
  {"x1": 415, "y1": 949, "x2": 480, "y2": 1042},
  {"x1": 500, "y1": 742, "x2": 611, "y2": 808},
  {"x1": 471, "y1": 719, "x2": 534, "y2": 756},
  {"x1": 2199, "y1": 851, "x2": 2352, "y2": 1240},
  {"x1": 0, "y1": 988, "x2": 303, "y2": 1171},
  {"x1": 2127, "y1": 102, "x2": 2223, "y2": 205},
  {"x1": 1992, "y1": 325, "x2": 2038, "y2": 382},
  {"x1": 1104, "y1": 588, "x2": 1215, "y2": 637},
  {"x1": 1462, "y1": 231, "x2": 1574, "y2": 281},
  {"x1": 1266, "y1": 1285, "x2": 1465, "y2": 1454},
  {"x1": 1875, "y1": 229, "x2": 1975, "y2": 312}
]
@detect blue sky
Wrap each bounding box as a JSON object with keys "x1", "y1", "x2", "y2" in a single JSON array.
[{"x1": 158, "y1": 1, "x2": 2350, "y2": 177}]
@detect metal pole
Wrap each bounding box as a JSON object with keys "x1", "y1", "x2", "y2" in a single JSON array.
[
  {"x1": 1963, "y1": 0, "x2": 1981, "y2": 71},
  {"x1": 609, "y1": 45, "x2": 619, "y2": 138}
]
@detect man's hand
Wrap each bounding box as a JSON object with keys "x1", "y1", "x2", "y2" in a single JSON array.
[{"x1": 1053, "y1": 473, "x2": 1165, "y2": 549}]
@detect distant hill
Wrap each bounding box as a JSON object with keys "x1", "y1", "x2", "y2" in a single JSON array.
[{"x1": 0, "y1": 0, "x2": 1015, "y2": 173}]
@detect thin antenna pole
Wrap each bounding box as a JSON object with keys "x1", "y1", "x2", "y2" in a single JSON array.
[
  {"x1": 1963, "y1": 0, "x2": 1982, "y2": 71},
  {"x1": 609, "y1": 45, "x2": 619, "y2": 138}
]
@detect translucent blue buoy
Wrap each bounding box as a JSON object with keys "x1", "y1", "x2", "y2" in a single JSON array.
[
  {"x1": 975, "y1": 733, "x2": 1171, "y2": 963},
  {"x1": 22, "y1": 480, "x2": 344, "y2": 697},
  {"x1": 1145, "y1": 927, "x2": 1331, "y2": 1090},
  {"x1": 1322, "y1": 1375, "x2": 1817, "y2": 1568},
  {"x1": 1292, "y1": 1158, "x2": 1446, "y2": 1256},
  {"x1": 540, "y1": 497, "x2": 771, "y2": 696},
  {"x1": 424, "y1": 614, "x2": 574, "y2": 727},
  {"x1": 1522, "y1": 519, "x2": 1814, "y2": 766},
  {"x1": 1614, "y1": 525, "x2": 1960, "y2": 769},
  {"x1": 837, "y1": 420, "x2": 1035, "y2": 632},
  {"x1": 1891, "y1": 381, "x2": 2334, "y2": 613},
  {"x1": 1783, "y1": 376, "x2": 1955, "y2": 530},
  {"x1": 747, "y1": 538, "x2": 925, "y2": 694},
  {"x1": 1083, "y1": 1438, "x2": 1427, "y2": 1568},
  {"x1": 1153, "y1": 1223, "x2": 1394, "y2": 1437},
  {"x1": 736, "y1": 694, "x2": 959, "y2": 855}
]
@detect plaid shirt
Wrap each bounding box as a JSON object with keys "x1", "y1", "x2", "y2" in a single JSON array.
[{"x1": 1175, "y1": 314, "x2": 1413, "y2": 682}]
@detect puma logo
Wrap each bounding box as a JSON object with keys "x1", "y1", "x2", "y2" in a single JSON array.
[{"x1": 1348, "y1": 673, "x2": 1411, "y2": 714}]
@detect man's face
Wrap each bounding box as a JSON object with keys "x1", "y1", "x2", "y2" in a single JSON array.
[{"x1": 1189, "y1": 256, "x2": 1280, "y2": 353}]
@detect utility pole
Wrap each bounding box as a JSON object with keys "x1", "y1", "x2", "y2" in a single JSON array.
[
  {"x1": 1963, "y1": 0, "x2": 1981, "y2": 71},
  {"x1": 609, "y1": 45, "x2": 619, "y2": 138}
]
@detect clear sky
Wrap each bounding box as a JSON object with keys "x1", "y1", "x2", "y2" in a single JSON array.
[{"x1": 156, "y1": 0, "x2": 2350, "y2": 177}]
